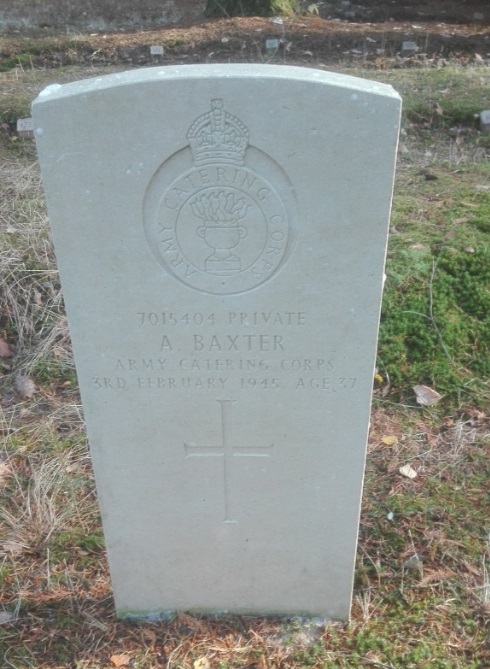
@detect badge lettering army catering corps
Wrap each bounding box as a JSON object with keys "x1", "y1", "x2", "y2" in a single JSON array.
[{"x1": 143, "y1": 99, "x2": 298, "y2": 295}]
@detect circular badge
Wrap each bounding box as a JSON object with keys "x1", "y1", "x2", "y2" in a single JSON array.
[{"x1": 143, "y1": 99, "x2": 298, "y2": 295}]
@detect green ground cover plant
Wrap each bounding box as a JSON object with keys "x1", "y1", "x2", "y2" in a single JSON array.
[{"x1": 0, "y1": 15, "x2": 489, "y2": 669}]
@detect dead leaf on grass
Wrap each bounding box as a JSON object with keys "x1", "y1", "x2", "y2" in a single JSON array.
[
  {"x1": 413, "y1": 384, "x2": 443, "y2": 406},
  {"x1": 110, "y1": 654, "x2": 131, "y2": 667},
  {"x1": 381, "y1": 435, "x2": 398, "y2": 446},
  {"x1": 0, "y1": 338, "x2": 14, "y2": 358},
  {"x1": 399, "y1": 464, "x2": 417, "y2": 479},
  {"x1": 0, "y1": 462, "x2": 12, "y2": 485},
  {"x1": 194, "y1": 657, "x2": 211, "y2": 669},
  {"x1": 14, "y1": 375, "x2": 36, "y2": 399}
]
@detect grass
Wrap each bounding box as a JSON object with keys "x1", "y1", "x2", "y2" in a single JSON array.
[{"x1": 0, "y1": 21, "x2": 490, "y2": 669}]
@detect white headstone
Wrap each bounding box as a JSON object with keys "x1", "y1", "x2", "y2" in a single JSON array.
[
  {"x1": 16, "y1": 117, "x2": 34, "y2": 138},
  {"x1": 150, "y1": 45, "x2": 164, "y2": 56},
  {"x1": 32, "y1": 65, "x2": 401, "y2": 620},
  {"x1": 265, "y1": 38, "x2": 280, "y2": 52},
  {"x1": 401, "y1": 41, "x2": 418, "y2": 57},
  {"x1": 480, "y1": 110, "x2": 490, "y2": 134}
]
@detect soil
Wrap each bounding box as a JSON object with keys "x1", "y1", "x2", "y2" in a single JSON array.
[{"x1": 1, "y1": 4, "x2": 490, "y2": 71}]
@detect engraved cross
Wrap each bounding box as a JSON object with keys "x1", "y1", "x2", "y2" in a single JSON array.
[{"x1": 184, "y1": 399, "x2": 273, "y2": 523}]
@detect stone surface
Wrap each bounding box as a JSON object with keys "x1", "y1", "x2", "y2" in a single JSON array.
[
  {"x1": 32, "y1": 64, "x2": 400, "y2": 619},
  {"x1": 265, "y1": 38, "x2": 280, "y2": 51},
  {"x1": 480, "y1": 110, "x2": 490, "y2": 134},
  {"x1": 16, "y1": 117, "x2": 34, "y2": 138},
  {"x1": 401, "y1": 41, "x2": 418, "y2": 56},
  {"x1": 150, "y1": 45, "x2": 164, "y2": 56}
]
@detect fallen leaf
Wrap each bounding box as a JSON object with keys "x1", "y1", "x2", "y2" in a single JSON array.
[
  {"x1": 0, "y1": 611, "x2": 13, "y2": 624},
  {"x1": 32, "y1": 289, "x2": 43, "y2": 305},
  {"x1": 194, "y1": 658, "x2": 210, "y2": 669},
  {"x1": 0, "y1": 339, "x2": 14, "y2": 358},
  {"x1": 435, "y1": 102, "x2": 444, "y2": 116},
  {"x1": 381, "y1": 435, "x2": 398, "y2": 446},
  {"x1": 14, "y1": 375, "x2": 36, "y2": 399},
  {"x1": 413, "y1": 384, "x2": 443, "y2": 406},
  {"x1": 399, "y1": 464, "x2": 417, "y2": 479},
  {"x1": 464, "y1": 246, "x2": 475, "y2": 253},
  {"x1": 110, "y1": 654, "x2": 131, "y2": 668},
  {"x1": 0, "y1": 462, "x2": 12, "y2": 485}
]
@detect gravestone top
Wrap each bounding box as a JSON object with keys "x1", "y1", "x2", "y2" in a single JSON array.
[
  {"x1": 33, "y1": 64, "x2": 400, "y2": 620},
  {"x1": 33, "y1": 64, "x2": 400, "y2": 103}
]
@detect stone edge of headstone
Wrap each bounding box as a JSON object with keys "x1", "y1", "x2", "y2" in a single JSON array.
[{"x1": 31, "y1": 64, "x2": 401, "y2": 111}]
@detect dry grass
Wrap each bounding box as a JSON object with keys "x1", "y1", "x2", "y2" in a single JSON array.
[{"x1": 0, "y1": 159, "x2": 73, "y2": 386}]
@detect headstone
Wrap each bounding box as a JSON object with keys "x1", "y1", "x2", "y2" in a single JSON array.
[
  {"x1": 32, "y1": 65, "x2": 401, "y2": 620},
  {"x1": 265, "y1": 38, "x2": 280, "y2": 53},
  {"x1": 150, "y1": 45, "x2": 164, "y2": 56},
  {"x1": 401, "y1": 41, "x2": 418, "y2": 57},
  {"x1": 480, "y1": 110, "x2": 490, "y2": 134},
  {"x1": 16, "y1": 117, "x2": 34, "y2": 139}
]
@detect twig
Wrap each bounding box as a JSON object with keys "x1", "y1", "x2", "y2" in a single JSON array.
[
  {"x1": 428, "y1": 258, "x2": 456, "y2": 367},
  {"x1": 402, "y1": 259, "x2": 456, "y2": 367}
]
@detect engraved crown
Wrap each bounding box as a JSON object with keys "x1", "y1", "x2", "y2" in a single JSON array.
[{"x1": 187, "y1": 99, "x2": 249, "y2": 166}]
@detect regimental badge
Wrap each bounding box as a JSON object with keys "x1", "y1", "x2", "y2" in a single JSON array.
[{"x1": 143, "y1": 99, "x2": 298, "y2": 295}]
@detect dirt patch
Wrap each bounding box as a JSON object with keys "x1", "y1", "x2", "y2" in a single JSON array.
[{"x1": 1, "y1": 15, "x2": 489, "y2": 72}]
